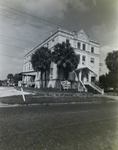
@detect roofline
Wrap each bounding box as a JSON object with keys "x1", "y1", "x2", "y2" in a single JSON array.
[
  {"x1": 89, "y1": 40, "x2": 100, "y2": 45},
  {"x1": 22, "y1": 71, "x2": 36, "y2": 74},
  {"x1": 24, "y1": 28, "x2": 99, "y2": 57},
  {"x1": 24, "y1": 28, "x2": 63, "y2": 57},
  {"x1": 24, "y1": 28, "x2": 76, "y2": 57},
  {"x1": 75, "y1": 67, "x2": 97, "y2": 76}
]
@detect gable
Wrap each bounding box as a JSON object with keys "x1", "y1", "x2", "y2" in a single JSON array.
[{"x1": 77, "y1": 30, "x2": 88, "y2": 41}]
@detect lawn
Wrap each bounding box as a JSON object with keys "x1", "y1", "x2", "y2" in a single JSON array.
[{"x1": 0, "y1": 94, "x2": 116, "y2": 105}]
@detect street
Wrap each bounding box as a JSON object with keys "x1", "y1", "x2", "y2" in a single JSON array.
[{"x1": 0, "y1": 102, "x2": 118, "y2": 150}]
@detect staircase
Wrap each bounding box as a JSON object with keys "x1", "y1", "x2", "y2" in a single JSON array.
[{"x1": 84, "y1": 82, "x2": 104, "y2": 94}]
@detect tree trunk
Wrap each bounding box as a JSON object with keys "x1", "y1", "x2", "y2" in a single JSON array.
[
  {"x1": 64, "y1": 67, "x2": 69, "y2": 80},
  {"x1": 40, "y1": 71, "x2": 43, "y2": 88},
  {"x1": 44, "y1": 70, "x2": 47, "y2": 88}
]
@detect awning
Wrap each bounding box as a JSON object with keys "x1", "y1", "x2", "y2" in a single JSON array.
[
  {"x1": 75, "y1": 67, "x2": 97, "y2": 76},
  {"x1": 22, "y1": 71, "x2": 36, "y2": 76}
]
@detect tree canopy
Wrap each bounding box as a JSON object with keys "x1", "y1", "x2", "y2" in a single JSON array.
[
  {"x1": 31, "y1": 46, "x2": 51, "y2": 87},
  {"x1": 103, "y1": 50, "x2": 118, "y2": 91},
  {"x1": 7, "y1": 73, "x2": 13, "y2": 80},
  {"x1": 7, "y1": 74, "x2": 14, "y2": 84},
  {"x1": 14, "y1": 73, "x2": 22, "y2": 86},
  {"x1": 52, "y1": 41, "x2": 79, "y2": 80},
  {"x1": 105, "y1": 51, "x2": 118, "y2": 73}
]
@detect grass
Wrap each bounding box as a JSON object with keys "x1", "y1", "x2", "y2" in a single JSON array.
[{"x1": 0, "y1": 94, "x2": 116, "y2": 105}]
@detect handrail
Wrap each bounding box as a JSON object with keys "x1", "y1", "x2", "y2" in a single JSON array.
[
  {"x1": 84, "y1": 81, "x2": 104, "y2": 94},
  {"x1": 91, "y1": 82, "x2": 102, "y2": 91},
  {"x1": 79, "y1": 80, "x2": 87, "y2": 92}
]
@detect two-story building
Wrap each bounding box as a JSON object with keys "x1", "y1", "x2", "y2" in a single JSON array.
[{"x1": 22, "y1": 28, "x2": 104, "y2": 94}]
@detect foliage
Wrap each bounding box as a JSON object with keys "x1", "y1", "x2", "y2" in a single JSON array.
[
  {"x1": 7, "y1": 73, "x2": 14, "y2": 84},
  {"x1": 6, "y1": 73, "x2": 22, "y2": 86},
  {"x1": 105, "y1": 51, "x2": 118, "y2": 91},
  {"x1": 52, "y1": 41, "x2": 79, "y2": 80},
  {"x1": 99, "y1": 74, "x2": 109, "y2": 90},
  {"x1": 14, "y1": 73, "x2": 22, "y2": 86},
  {"x1": 31, "y1": 46, "x2": 51, "y2": 87},
  {"x1": 105, "y1": 51, "x2": 118, "y2": 73},
  {"x1": 7, "y1": 73, "x2": 13, "y2": 80}
]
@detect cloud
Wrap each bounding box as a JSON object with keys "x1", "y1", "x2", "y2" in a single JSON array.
[
  {"x1": 1, "y1": 0, "x2": 89, "y2": 20},
  {"x1": 93, "y1": 0, "x2": 96, "y2": 6},
  {"x1": 0, "y1": 0, "x2": 66, "y2": 19},
  {"x1": 90, "y1": 23, "x2": 118, "y2": 48},
  {"x1": 91, "y1": 24, "x2": 106, "y2": 37},
  {"x1": 63, "y1": 0, "x2": 90, "y2": 11}
]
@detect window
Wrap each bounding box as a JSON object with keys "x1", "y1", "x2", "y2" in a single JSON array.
[
  {"x1": 90, "y1": 58, "x2": 94, "y2": 63},
  {"x1": 24, "y1": 65, "x2": 26, "y2": 71},
  {"x1": 99, "y1": 63, "x2": 102, "y2": 66},
  {"x1": 77, "y1": 54, "x2": 80, "y2": 63},
  {"x1": 29, "y1": 63, "x2": 30, "y2": 70},
  {"x1": 52, "y1": 39, "x2": 54, "y2": 42},
  {"x1": 27, "y1": 64, "x2": 28, "y2": 70},
  {"x1": 24, "y1": 58, "x2": 25, "y2": 63},
  {"x1": 66, "y1": 39, "x2": 70, "y2": 43},
  {"x1": 82, "y1": 56, "x2": 86, "y2": 61},
  {"x1": 82, "y1": 56, "x2": 86, "y2": 65},
  {"x1": 77, "y1": 42, "x2": 81, "y2": 49},
  {"x1": 83, "y1": 44, "x2": 86, "y2": 50},
  {"x1": 50, "y1": 68, "x2": 53, "y2": 79},
  {"x1": 91, "y1": 47, "x2": 94, "y2": 53}
]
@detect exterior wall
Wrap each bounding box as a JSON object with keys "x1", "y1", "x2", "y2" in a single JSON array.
[{"x1": 23, "y1": 28, "x2": 100, "y2": 88}]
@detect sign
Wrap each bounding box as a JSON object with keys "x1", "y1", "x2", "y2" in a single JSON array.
[
  {"x1": 21, "y1": 82, "x2": 26, "y2": 102},
  {"x1": 61, "y1": 80, "x2": 71, "y2": 90},
  {"x1": 21, "y1": 86, "x2": 26, "y2": 101}
]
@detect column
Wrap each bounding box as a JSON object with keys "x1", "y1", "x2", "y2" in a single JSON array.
[
  {"x1": 79, "y1": 70, "x2": 82, "y2": 81},
  {"x1": 88, "y1": 72, "x2": 91, "y2": 82}
]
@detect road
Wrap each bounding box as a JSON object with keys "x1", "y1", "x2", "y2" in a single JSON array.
[{"x1": 0, "y1": 103, "x2": 118, "y2": 150}]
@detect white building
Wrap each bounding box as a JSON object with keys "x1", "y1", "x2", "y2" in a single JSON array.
[{"x1": 22, "y1": 28, "x2": 104, "y2": 94}]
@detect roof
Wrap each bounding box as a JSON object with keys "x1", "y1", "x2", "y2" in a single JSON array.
[
  {"x1": 24, "y1": 28, "x2": 99, "y2": 57},
  {"x1": 22, "y1": 71, "x2": 36, "y2": 76},
  {"x1": 75, "y1": 67, "x2": 97, "y2": 76}
]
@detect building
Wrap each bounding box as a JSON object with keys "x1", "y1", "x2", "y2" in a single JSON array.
[{"x1": 22, "y1": 28, "x2": 104, "y2": 94}]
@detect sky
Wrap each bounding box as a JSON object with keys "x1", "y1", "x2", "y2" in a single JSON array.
[{"x1": 0, "y1": 0, "x2": 118, "y2": 80}]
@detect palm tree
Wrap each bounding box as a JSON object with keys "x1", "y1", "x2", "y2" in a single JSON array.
[
  {"x1": 52, "y1": 41, "x2": 79, "y2": 81},
  {"x1": 31, "y1": 46, "x2": 51, "y2": 88}
]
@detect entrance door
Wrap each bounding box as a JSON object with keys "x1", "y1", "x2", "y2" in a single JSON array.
[{"x1": 91, "y1": 77, "x2": 95, "y2": 82}]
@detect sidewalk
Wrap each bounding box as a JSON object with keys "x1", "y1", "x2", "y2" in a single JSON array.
[
  {"x1": 94, "y1": 94, "x2": 118, "y2": 101},
  {"x1": 0, "y1": 87, "x2": 30, "y2": 97}
]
